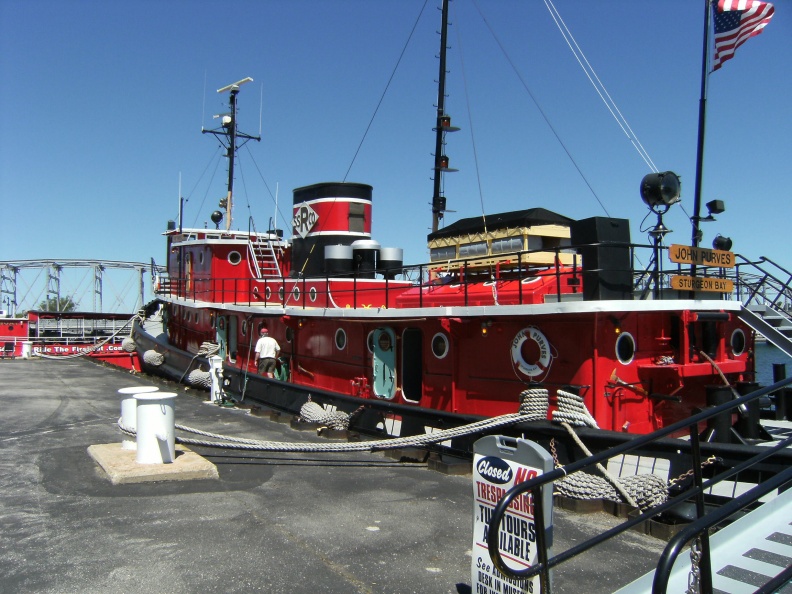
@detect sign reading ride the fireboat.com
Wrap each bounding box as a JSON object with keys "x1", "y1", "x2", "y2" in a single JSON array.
[{"x1": 472, "y1": 436, "x2": 554, "y2": 594}]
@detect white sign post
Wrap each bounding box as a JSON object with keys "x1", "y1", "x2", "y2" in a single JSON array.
[{"x1": 472, "y1": 436, "x2": 554, "y2": 594}]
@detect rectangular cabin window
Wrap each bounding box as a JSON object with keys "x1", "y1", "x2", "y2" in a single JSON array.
[
  {"x1": 491, "y1": 237, "x2": 523, "y2": 255},
  {"x1": 430, "y1": 245, "x2": 457, "y2": 261},
  {"x1": 527, "y1": 236, "x2": 543, "y2": 251},
  {"x1": 349, "y1": 202, "x2": 365, "y2": 233},
  {"x1": 459, "y1": 241, "x2": 487, "y2": 258}
]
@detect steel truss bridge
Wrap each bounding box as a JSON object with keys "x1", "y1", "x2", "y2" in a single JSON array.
[{"x1": 0, "y1": 259, "x2": 161, "y2": 316}]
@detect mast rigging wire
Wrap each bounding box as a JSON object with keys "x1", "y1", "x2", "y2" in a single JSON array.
[
  {"x1": 543, "y1": 0, "x2": 658, "y2": 174},
  {"x1": 452, "y1": 2, "x2": 489, "y2": 240},
  {"x1": 470, "y1": 0, "x2": 610, "y2": 217},
  {"x1": 342, "y1": 0, "x2": 429, "y2": 182}
]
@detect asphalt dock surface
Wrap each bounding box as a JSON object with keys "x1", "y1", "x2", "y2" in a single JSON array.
[{"x1": 0, "y1": 358, "x2": 665, "y2": 593}]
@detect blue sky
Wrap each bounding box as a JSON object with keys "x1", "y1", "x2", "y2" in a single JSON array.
[{"x1": 1, "y1": 0, "x2": 790, "y2": 308}]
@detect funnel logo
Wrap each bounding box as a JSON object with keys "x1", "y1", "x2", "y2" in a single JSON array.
[
  {"x1": 476, "y1": 456, "x2": 513, "y2": 484},
  {"x1": 293, "y1": 202, "x2": 318, "y2": 239}
]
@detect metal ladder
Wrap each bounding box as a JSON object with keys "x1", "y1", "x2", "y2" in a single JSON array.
[{"x1": 248, "y1": 237, "x2": 282, "y2": 279}]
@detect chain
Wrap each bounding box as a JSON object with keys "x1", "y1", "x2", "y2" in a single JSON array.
[
  {"x1": 668, "y1": 455, "x2": 719, "y2": 487},
  {"x1": 549, "y1": 438, "x2": 561, "y2": 467},
  {"x1": 686, "y1": 536, "x2": 702, "y2": 594}
]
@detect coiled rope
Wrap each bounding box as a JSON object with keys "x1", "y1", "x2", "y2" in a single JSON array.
[
  {"x1": 177, "y1": 342, "x2": 220, "y2": 385},
  {"x1": 549, "y1": 389, "x2": 668, "y2": 511}
]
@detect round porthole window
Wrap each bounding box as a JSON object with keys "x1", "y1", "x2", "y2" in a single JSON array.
[
  {"x1": 431, "y1": 333, "x2": 449, "y2": 359},
  {"x1": 731, "y1": 328, "x2": 746, "y2": 356},
  {"x1": 228, "y1": 251, "x2": 242, "y2": 265},
  {"x1": 377, "y1": 332, "x2": 392, "y2": 351},
  {"x1": 278, "y1": 286, "x2": 285, "y2": 301},
  {"x1": 615, "y1": 332, "x2": 636, "y2": 365},
  {"x1": 292, "y1": 286, "x2": 300, "y2": 301},
  {"x1": 264, "y1": 286, "x2": 272, "y2": 300},
  {"x1": 335, "y1": 328, "x2": 347, "y2": 350},
  {"x1": 309, "y1": 287, "x2": 318, "y2": 302}
]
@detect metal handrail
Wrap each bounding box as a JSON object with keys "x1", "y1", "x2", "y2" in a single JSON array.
[{"x1": 485, "y1": 376, "x2": 792, "y2": 592}]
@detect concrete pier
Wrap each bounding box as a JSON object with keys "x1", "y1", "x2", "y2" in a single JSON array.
[{"x1": 0, "y1": 358, "x2": 664, "y2": 593}]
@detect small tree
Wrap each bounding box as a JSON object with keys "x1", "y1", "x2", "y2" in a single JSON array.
[{"x1": 38, "y1": 296, "x2": 79, "y2": 312}]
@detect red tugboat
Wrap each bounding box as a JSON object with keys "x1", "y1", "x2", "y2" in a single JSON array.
[{"x1": 131, "y1": 1, "x2": 766, "y2": 453}]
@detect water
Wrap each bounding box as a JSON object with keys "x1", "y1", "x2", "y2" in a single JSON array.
[{"x1": 755, "y1": 341, "x2": 792, "y2": 386}]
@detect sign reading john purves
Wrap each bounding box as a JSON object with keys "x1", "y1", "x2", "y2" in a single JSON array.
[{"x1": 668, "y1": 244, "x2": 734, "y2": 268}]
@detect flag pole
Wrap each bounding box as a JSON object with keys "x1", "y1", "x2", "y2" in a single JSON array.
[{"x1": 691, "y1": 0, "x2": 713, "y2": 267}]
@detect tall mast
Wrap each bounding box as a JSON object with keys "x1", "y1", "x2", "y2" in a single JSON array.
[
  {"x1": 203, "y1": 77, "x2": 260, "y2": 232},
  {"x1": 431, "y1": 0, "x2": 458, "y2": 233}
]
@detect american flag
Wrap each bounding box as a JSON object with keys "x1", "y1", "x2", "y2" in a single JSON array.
[{"x1": 712, "y1": 0, "x2": 775, "y2": 71}]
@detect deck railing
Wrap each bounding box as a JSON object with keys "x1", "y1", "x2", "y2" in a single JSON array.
[{"x1": 154, "y1": 243, "x2": 788, "y2": 311}]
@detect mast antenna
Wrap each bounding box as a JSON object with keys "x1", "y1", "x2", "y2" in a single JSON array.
[{"x1": 203, "y1": 77, "x2": 260, "y2": 232}]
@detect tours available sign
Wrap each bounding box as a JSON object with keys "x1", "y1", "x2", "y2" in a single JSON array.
[{"x1": 472, "y1": 436, "x2": 554, "y2": 594}]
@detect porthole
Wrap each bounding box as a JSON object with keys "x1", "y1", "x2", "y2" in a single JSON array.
[
  {"x1": 292, "y1": 286, "x2": 300, "y2": 301},
  {"x1": 264, "y1": 286, "x2": 272, "y2": 300},
  {"x1": 431, "y1": 333, "x2": 449, "y2": 359},
  {"x1": 615, "y1": 332, "x2": 636, "y2": 365},
  {"x1": 367, "y1": 331, "x2": 375, "y2": 353},
  {"x1": 309, "y1": 286, "x2": 318, "y2": 302},
  {"x1": 335, "y1": 328, "x2": 347, "y2": 351},
  {"x1": 521, "y1": 276, "x2": 541, "y2": 285},
  {"x1": 377, "y1": 331, "x2": 392, "y2": 351},
  {"x1": 241, "y1": 320, "x2": 248, "y2": 336},
  {"x1": 278, "y1": 286, "x2": 285, "y2": 301},
  {"x1": 198, "y1": 251, "x2": 204, "y2": 265},
  {"x1": 228, "y1": 251, "x2": 242, "y2": 265},
  {"x1": 731, "y1": 328, "x2": 746, "y2": 356}
]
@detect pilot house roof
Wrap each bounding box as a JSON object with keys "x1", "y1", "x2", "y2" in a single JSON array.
[{"x1": 427, "y1": 208, "x2": 574, "y2": 241}]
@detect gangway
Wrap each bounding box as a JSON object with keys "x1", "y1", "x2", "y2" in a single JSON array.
[{"x1": 616, "y1": 477, "x2": 792, "y2": 593}]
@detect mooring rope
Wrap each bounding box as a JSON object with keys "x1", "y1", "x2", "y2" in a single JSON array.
[{"x1": 117, "y1": 410, "x2": 527, "y2": 453}]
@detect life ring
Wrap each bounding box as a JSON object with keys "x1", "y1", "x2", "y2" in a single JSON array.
[{"x1": 511, "y1": 326, "x2": 552, "y2": 377}]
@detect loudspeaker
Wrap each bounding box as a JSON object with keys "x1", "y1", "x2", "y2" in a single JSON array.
[
  {"x1": 582, "y1": 269, "x2": 633, "y2": 301},
  {"x1": 570, "y1": 217, "x2": 631, "y2": 246},
  {"x1": 576, "y1": 246, "x2": 630, "y2": 272}
]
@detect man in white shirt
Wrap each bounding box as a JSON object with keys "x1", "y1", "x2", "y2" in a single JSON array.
[{"x1": 254, "y1": 327, "x2": 280, "y2": 377}]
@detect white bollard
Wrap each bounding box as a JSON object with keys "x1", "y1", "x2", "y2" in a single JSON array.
[
  {"x1": 134, "y1": 392, "x2": 178, "y2": 464},
  {"x1": 209, "y1": 355, "x2": 224, "y2": 404},
  {"x1": 117, "y1": 386, "x2": 160, "y2": 450}
]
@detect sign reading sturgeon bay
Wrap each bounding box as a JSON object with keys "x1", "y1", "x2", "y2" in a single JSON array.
[
  {"x1": 472, "y1": 436, "x2": 554, "y2": 594},
  {"x1": 668, "y1": 244, "x2": 734, "y2": 268},
  {"x1": 670, "y1": 275, "x2": 734, "y2": 293}
]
